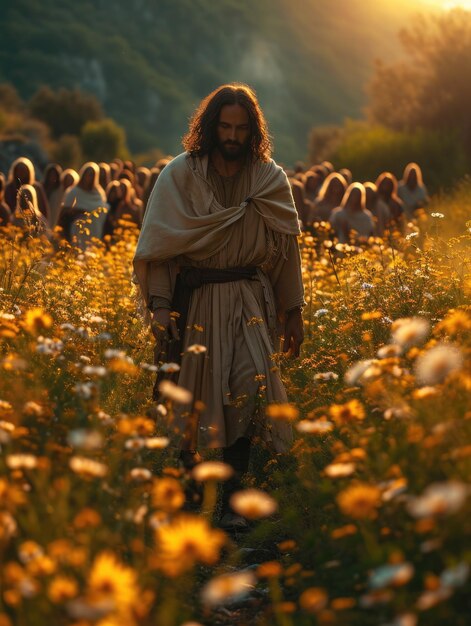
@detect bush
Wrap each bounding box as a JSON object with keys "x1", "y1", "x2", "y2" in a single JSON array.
[
  {"x1": 80, "y1": 118, "x2": 129, "y2": 162},
  {"x1": 29, "y1": 86, "x2": 103, "y2": 138},
  {"x1": 330, "y1": 120, "x2": 470, "y2": 192},
  {"x1": 51, "y1": 134, "x2": 83, "y2": 170}
]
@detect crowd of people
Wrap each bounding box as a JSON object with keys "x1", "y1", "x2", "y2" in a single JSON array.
[{"x1": 0, "y1": 154, "x2": 429, "y2": 248}]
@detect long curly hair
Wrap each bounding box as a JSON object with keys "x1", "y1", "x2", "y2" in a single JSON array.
[{"x1": 182, "y1": 83, "x2": 272, "y2": 162}]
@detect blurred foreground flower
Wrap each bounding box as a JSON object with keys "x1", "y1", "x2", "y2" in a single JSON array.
[
  {"x1": 337, "y1": 483, "x2": 382, "y2": 519},
  {"x1": 230, "y1": 488, "x2": 277, "y2": 519},
  {"x1": 158, "y1": 380, "x2": 193, "y2": 404},
  {"x1": 201, "y1": 570, "x2": 256, "y2": 607},
  {"x1": 154, "y1": 514, "x2": 226, "y2": 576},
  {"x1": 299, "y1": 587, "x2": 328, "y2": 613},
  {"x1": 415, "y1": 344, "x2": 463, "y2": 385},
  {"x1": 69, "y1": 456, "x2": 107, "y2": 478},
  {"x1": 296, "y1": 418, "x2": 334, "y2": 434},
  {"x1": 392, "y1": 317, "x2": 430, "y2": 349},
  {"x1": 86, "y1": 551, "x2": 138, "y2": 616},
  {"x1": 192, "y1": 461, "x2": 233, "y2": 482},
  {"x1": 406, "y1": 482, "x2": 469, "y2": 518},
  {"x1": 369, "y1": 562, "x2": 414, "y2": 589},
  {"x1": 23, "y1": 308, "x2": 53, "y2": 335},
  {"x1": 266, "y1": 403, "x2": 299, "y2": 421},
  {"x1": 329, "y1": 400, "x2": 365, "y2": 424},
  {"x1": 151, "y1": 477, "x2": 185, "y2": 513}
]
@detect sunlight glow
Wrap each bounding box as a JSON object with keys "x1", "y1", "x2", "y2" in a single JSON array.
[{"x1": 429, "y1": 0, "x2": 471, "y2": 9}]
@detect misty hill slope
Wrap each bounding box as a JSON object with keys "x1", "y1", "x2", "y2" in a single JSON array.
[{"x1": 0, "y1": 0, "x2": 435, "y2": 162}]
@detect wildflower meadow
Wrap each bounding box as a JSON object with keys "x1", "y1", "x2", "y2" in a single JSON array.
[{"x1": 0, "y1": 191, "x2": 470, "y2": 626}]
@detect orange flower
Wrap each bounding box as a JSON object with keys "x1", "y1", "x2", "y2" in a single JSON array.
[
  {"x1": 337, "y1": 483, "x2": 382, "y2": 519},
  {"x1": 329, "y1": 400, "x2": 365, "y2": 424}
]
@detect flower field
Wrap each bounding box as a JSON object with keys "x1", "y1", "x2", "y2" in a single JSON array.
[{"x1": 0, "y1": 197, "x2": 470, "y2": 626}]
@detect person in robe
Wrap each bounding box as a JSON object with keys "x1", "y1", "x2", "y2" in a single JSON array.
[
  {"x1": 99, "y1": 162, "x2": 112, "y2": 191},
  {"x1": 398, "y1": 162, "x2": 429, "y2": 219},
  {"x1": 133, "y1": 83, "x2": 305, "y2": 531},
  {"x1": 329, "y1": 182, "x2": 375, "y2": 244},
  {"x1": 338, "y1": 168, "x2": 353, "y2": 186},
  {"x1": 60, "y1": 162, "x2": 108, "y2": 249},
  {"x1": 0, "y1": 174, "x2": 12, "y2": 226},
  {"x1": 306, "y1": 172, "x2": 347, "y2": 224},
  {"x1": 289, "y1": 176, "x2": 308, "y2": 226},
  {"x1": 142, "y1": 167, "x2": 161, "y2": 211},
  {"x1": 5, "y1": 157, "x2": 49, "y2": 219},
  {"x1": 375, "y1": 172, "x2": 405, "y2": 233},
  {"x1": 43, "y1": 163, "x2": 63, "y2": 228},
  {"x1": 103, "y1": 178, "x2": 141, "y2": 240},
  {"x1": 12, "y1": 184, "x2": 50, "y2": 238},
  {"x1": 365, "y1": 181, "x2": 391, "y2": 238},
  {"x1": 136, "y1": 167, "x2": 151, "y2": 199}
]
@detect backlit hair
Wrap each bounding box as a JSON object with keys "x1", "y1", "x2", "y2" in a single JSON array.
[
  {"x1": 183, "y1": 83, "x2": 272, "y2": 161},
  {"x1": 341, "y1": 182, "x2": 366, "y2": 211}
]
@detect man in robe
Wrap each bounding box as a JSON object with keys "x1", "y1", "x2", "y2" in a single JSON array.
[{"x1": 133, "y1": 84, "x2": 304, "y2": 529}]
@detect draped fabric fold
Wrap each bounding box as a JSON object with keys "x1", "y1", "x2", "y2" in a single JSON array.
[{"x1": 132, "y1": 152, "x2": 300, "y2": 303}]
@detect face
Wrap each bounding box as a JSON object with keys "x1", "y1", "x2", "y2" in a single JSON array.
[
  {"x1": 81, "y1": 167, "x2": 95, "y2": 190},
  {"x1": 15, "y1": 163, "x2": 31, "y2": 185},
  {"x1": 407, "y1": 169, "x2": 418, "y2": 188},
  {"x1": 216, "y1": 104, "x2": 250, "y2": 162}
]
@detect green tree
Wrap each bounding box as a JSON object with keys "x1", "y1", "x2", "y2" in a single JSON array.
[
  {"x1": 368, "y1": 9, "x2": 471, "y2": 156},
  {"x1": 28, "y1": 86, "x2": 103, "y2": 138},
  {"x1": 52, "y1": 134, "x2": 83, "y2": 169},
  {"x1": 330, "y1": 121, "x2": 469, "y2": 192},
  {"x1": 80, "y1": 118, "x2": 128, "y2": 162}
]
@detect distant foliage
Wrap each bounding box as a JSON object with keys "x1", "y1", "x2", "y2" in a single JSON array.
[
  {"x1": 52, "y1": 134, "x2": 83, "y2": 169},
  {"x1": 329, "y1": 121, "x2": 469, "y2": 192},
  {"x1": 28, "y1": 87, "x2": 103, "y2": 138},
  {"x1": 80, "y1": 118, "x2": 128, "y2": 162},
  {"x1": 368, "y1": 9, "x2": 471, "y2": 158}
]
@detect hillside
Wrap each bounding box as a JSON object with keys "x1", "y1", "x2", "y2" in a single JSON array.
[{"x1": 0, "y1": 0, "x2": 438, "y2": 163}]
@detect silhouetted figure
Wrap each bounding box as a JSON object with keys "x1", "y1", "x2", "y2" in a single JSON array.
[
  {"x1": 0, "y1": 174, "x2": 12, "y2": 226},
  {"x1": 398, "y1": 162, "x2": 429, "y2": 219},
  {"x1": 376, "y1": 172, "x2": 405, "y2": 233},
  {"x1": 307, "y1": 172, "x2": 347, "y2": 223},
  {"x1": 43, "y1": 163, "x2": 63, "y2": 228},
  {"x1": 12, "y1": 184, "x2": 50, "y2": 238},
  {"x1": 365, "y1": 181, "x2": 391, "y2": 237},
  {"x1": 330, "y1": 183, "x2": 374, "y2": 244},
  {"x1": 5, "y1": 157, "x2": 50, "y2": 219},
  {"x1": 61, "y1": 162, "x2": 108, "y2": 249}
]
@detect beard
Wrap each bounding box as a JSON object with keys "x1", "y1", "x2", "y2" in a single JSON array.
[{"x1": 217, "y1": 139, "x2": 249, "y2": 162}]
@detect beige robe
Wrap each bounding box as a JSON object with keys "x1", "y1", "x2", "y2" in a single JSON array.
[{"x1": 134, "y1": 153, "x2": 304, "y2": 452}]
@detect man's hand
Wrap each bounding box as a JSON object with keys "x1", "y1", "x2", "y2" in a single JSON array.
[
  {"x1": 282, "y1": 308, "x2": 304, "y2": 358},
  {"x1": 151, "y1": 308, "x2": 179, "y2": 357}
]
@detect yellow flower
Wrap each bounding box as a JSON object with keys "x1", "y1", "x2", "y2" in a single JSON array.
[
  {"x1": 337, "y1": 483, "x2": 382, "y2": 519},
  {"x1": 329, "y1": 400, "x2": 365, "y2": 424},
  {"x1": 151, "y1": 477, "x2": 185, "y2": 513},
  {"x1": 23, "y1": 308, "x2": 53, "y2": 335},
  {"x1": 154, "y1": 514, "x2": 226, "y2": 577},
  {"x1": 435, "y1": 309, "x2": 471, "y2": 335},
  {"x1": 48, "y1": 576, "x2": 79, "y2": 603},
  {"x1": 266, "y1": 403, "x2": 299, "y2": 422},
  {"x1": 88, "y1": 551, "x2": 139, "y2": 614}
]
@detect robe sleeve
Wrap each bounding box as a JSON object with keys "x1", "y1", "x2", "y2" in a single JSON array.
[
  {"x1": 147, "y1": 260, "x2": 173, "y2": 308},
  {"x1": 267, "y1": 235, "x2": 305, "y2": 313}
]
